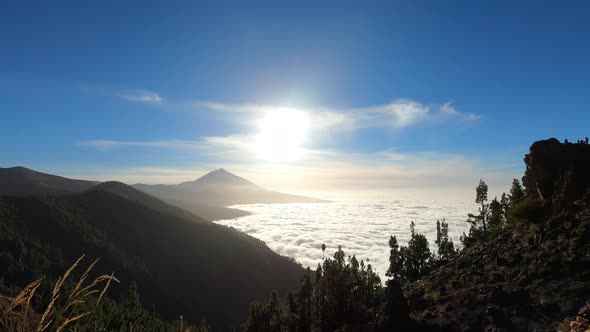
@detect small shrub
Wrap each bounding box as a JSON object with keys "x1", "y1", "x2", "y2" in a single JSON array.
[{"x1": 508, "y1": 198, "x2": 546, "y2": 224}]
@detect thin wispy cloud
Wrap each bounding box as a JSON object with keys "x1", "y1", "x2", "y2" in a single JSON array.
[
  {"x1": 197, "y1": 98, "x2": 480, "y2": 131},
  {"x1": 81, "y1": 86, "x2": 164, "y2": 104},
  {"x1": 78, "y1": 139, "x2": 201, "y2": 151},
  {"x1": 77, "y1": 134, "x2": 520, "y2": 195},
  {"x1": 355, "y1": 99, "x2": 430, "y2": 128},
  {"x1": 440, "y1": 102, "x2": 481, "y2": 122},
  {"x1": 118, "y1": 89, "x2": 163, "y2": 104},
  {"x1": 78, "y1": 136, "x2": 258, "y2": 156}
]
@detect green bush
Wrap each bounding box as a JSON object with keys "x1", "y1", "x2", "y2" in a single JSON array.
[{"x1": 508, "y1": 197, "x2": 546, "y2": 224}]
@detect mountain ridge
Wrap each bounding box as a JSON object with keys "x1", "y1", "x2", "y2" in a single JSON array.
[
  {"x1": 0, "y1": 166, "x2": 97, "y2": 196},
  {"x1": 0, "y1": 166, "x2": 251, "y2": 222},
  {"x1": 133, "y1": 168, "x2": 328, "y2": 210}
]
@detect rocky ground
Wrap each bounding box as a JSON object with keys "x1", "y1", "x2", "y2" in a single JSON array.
[{"x1": 405, "y1": 139, "x2": 590, "y2": 331}]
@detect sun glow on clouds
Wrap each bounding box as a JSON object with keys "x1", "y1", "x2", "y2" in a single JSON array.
[
  {"x1": 254, "y1": 108, "x2": 309, "y2": 162},
  {"x1": 76, "y1": 97, "x2": 502, "y2": 192}
]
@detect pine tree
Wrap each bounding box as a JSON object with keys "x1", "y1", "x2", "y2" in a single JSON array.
[
  {"x1": 509, "y1": 178, "x2": 525, "y2": 208},
  {"x1": 297, "y1": 268, "x2": 312, "y2": 330},
  {"x1": 407, "y1": 229, "x2": 431, "y2": 281},
  {"x1": 489, "y1": 196, "x2": 503, "y2": 231},
  {"x1": 467, "y1": 179, "x2": 490, "y2": 235},
  {"x1": 500, "y1": 192, "x2": 510, "y2": 220},
  {"x1": 435, "y1": 219, "x2": 456, "y2": 261},
  {"x1": 285, "y1": 291, "x2": 299, "y2": 332},
  {"x1": 386, "y1": 235, "x2": 404, "y2": 281},
  {"x1": 269, "y1": 291, "x2": 282, "y2": 331},
  {"x1": 476, "y1": 179, "x2": 489, "y2": 232}
]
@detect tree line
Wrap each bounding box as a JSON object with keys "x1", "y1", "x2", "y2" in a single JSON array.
[{"x1": 242, "y1": 177, "x2": 531, "y2": 331}]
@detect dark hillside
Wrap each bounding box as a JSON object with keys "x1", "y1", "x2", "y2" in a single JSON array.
[{"x1": 0, "y1": 182, "x2": 305, "y2": 327}]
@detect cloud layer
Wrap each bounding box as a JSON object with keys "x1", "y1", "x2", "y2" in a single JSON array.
[{"x1": 216, "y1": 198, "x2": 476, "y2": 277}]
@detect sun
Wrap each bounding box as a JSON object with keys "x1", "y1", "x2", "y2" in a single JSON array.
[{"x1": 254, "y1": 108, "x2": 308, "y2": 162}]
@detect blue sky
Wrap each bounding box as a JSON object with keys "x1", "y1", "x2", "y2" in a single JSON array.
[{"x1": 1, "y1": 1, "x2": 589, "y2": 196}]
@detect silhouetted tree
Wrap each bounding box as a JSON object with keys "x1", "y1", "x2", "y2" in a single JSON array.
[
  {"x1": 269, "y1": 291, "x2": 282, "y2": 331},
  {"x1": 407, "y1": 227, "x2": 432, "y2": 281},
  {"x1": 435, "y1": 219, "x2": 456, "y2": 261},
  {"x1": 386, "y1": 235, "x2": 404, "y2": 281},
  {"x1": 500, "y1": 192, "x2": 510, "y2": 220},
  {"x1": 297, "y1": 268, "x2": 312, "y2": 330},
  {"x1": 509, "y1": 178, "x2": 525, "y2": 208},
  {"x1": 476, "y1": 179, "x2": 489, "y2": 231},
  {"x1": 462, "y1": 180, "x2": 492, "y2": 246},
  {"x1": 285, "y1": 290, "x2": 298, "y2": 332},
  {"x1": 489, "y1": 196, "x2": 504, "y2": 231},
  {"x1": 243, "y1": 291, "x2": 283, "y2": 332},
  {"x1": 248, "y1": 246, "x2": 383, "y2": 331},
  {"x1": 383, "y1": 279, "x2": 411, "y2": 330}
]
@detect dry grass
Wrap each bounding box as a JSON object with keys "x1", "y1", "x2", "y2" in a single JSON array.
[{"x1": 0, "y1": 254, "x2": 119, "y2": 332}]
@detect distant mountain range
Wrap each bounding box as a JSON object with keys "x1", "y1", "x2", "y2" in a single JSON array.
[
  {"x1": 0, "y1": 166, "x2": 306, "y2": 326},
  {"x1": 0, "y1": 166, "x2": 326, "y2": 221},
  {"x1": 133, "y1": 168, "x2": 327, "y2": 219}
]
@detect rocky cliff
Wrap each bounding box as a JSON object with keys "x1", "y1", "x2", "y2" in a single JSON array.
[
  {"x1": 406, "y1": 138, "x2": 590, "y2": 331},
  {"x1": 523, "y1": 138, "x2": 590, "y2": 215}
]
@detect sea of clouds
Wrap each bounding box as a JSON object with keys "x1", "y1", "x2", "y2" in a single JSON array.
[{"x1": 215, "y1": 198, "x2": 477, "y2": 278}]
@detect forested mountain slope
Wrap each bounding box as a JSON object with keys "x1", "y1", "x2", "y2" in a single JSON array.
[{"x1": 0, "y1": 181, "x2": 305, "y2": 327}]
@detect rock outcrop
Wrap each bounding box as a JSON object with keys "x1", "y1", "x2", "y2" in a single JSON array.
[
  {"x1": 406, "y1": 138, "x2": 590, "y2": 331},
  {"x1": 523, "y1": 138, "x2": 590, "y2": 214}
]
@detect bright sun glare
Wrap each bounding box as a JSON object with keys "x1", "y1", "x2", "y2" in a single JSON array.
[{"x1": 254, "y1": 108, "x2": 308, "y2": 162}]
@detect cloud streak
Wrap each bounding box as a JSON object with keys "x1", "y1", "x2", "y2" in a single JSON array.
[
  {"x1": 78, "y1": 139, "x2": 201, "y2": 151},
  {"x1": 440, "y1": 102, "x2": 481, "y2": 122},
  {"x1": 116, "y1": 89, "x2": 163, "y2": 104},
  {"x1": 197, "y1": 98, "x2": 480, "y2": 132},
  {"x1": 77, "y1": 134, "x2": 521, "y2": 196}
]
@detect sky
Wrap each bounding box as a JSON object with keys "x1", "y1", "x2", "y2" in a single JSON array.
[{"x1": 1, "y1": 1, "x2": 589, "y2": 198}]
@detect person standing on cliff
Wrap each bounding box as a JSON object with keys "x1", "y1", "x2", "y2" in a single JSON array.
[{"x1": 585, "y1": 137, "x2": 588, "y2": 144}]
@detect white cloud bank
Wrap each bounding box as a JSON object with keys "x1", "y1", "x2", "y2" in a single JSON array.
[{"x1": 216, "y1": 198, "x2": 476, "y2": 276}]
